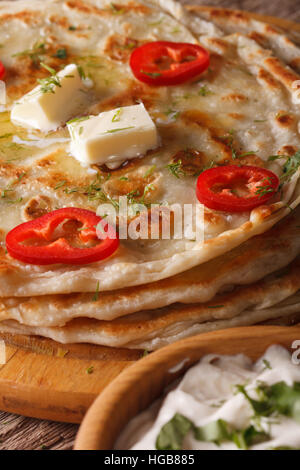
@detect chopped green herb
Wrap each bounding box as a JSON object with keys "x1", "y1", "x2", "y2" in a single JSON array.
[
  {"x1": 104, "y1": 127, "x2": 134, "y2": 134},
  {"x1": 126, "y1": 189, "x2": 141, "y2": 202},
  {"x1": 69, "y1": 25, "x2": 77, "y2": 31},
  {"x1": 165, "y1": 109, "x2": 180, "y2": 120},
  {"x1": 238, "y1": 151, "x2": 257, "y2": 159},
  {"x1": 255, "y1": 178, "x2": 275, "y2": 198},
  {"x1": 119, "y1": 176, "x2": 129, "y2": 181},
  {"x1": 285, "y1": 203, "x2": 294, "y2": 213},
  {"x1": 142, "y1": 183, "x2": 155, "y2": 200},
  {"x1": 37, "y1": 63, "x2": 61, "y2": 94},
  {"x1": 40, "y1": 62, "x2": 56, "y2": 75},
  {"x1": 237, "y1": 67, "x2": 252, "y2": 76},
  {"x1": 109, "y1": 2, "x2": 125, "y2": 14},
  {"x1": 156, "y1": 414, "x2": 193, "y2": 450},
  {"x1": 166, "y1": 160, "x2": 185, "y2": 179},
  {"x1": 197, "y1": 161, "x2": 216, "y2": 176},
  {"x1": 5, "y1": 156, "x2": 22, "y2": 163},
  {"x1": 198, "y1": 85, "x2": 213, "y2": 97},
  {"x1": 219, "y1": 131, "x2": 238, "y2": 160},
  {"x1": 0, "y1": 133, "x2": 13, "y2": 139},
  {"x1": 140, "y1": 70, "x2": 162, "y2": 78},
  {"x1": 236, "y1": 381, "x2": 300, "y2": 422},
  {"x1": 144, "y1": 165, "x2": 156, "y2": 179},
  {"x1": 210, "y1": 400, "x2": 226, "y2": 409},
  {"x1": 231, "y1": 425, "x2": 269, "y2": 450},
  {"x1": 148, "y1": 18, "x2": 164, "y2": 26},
  {"x1": 207, "y1": 305, "x2": 224, "y2": 309},
  {"x1": 85, "y1": 62, "x2": 104, "y2": 68},
  {"x1": 271, "y1": 446, "x2": 300, "y2": 450},
  {"x1": 66, "y1": 115, "x2": 90, "y2": 125},
  {"x1": 54, "y1": 181, "x2": 67, "y2": 190},
  {"x1": 86, "y1": 366, "x2": 94, "y2": 375},
  {"x1": 254, "y1": 119, "x2": 267, "y2": 123},
  {"x1": 156, "y1": 413, "x2": 269, "y2": 451},
  {"x1": 76, "y1": 64, "x2": 86, "y2": 80},
  {"x1": 53, "y1": 48, "x2": 67, "y2": 59},
  {"x1": 268, "y1": 150, "x2": 300, "y2": 183},
  {"x1": 142, "y1": 350, "x2": 149, "y2": 357},
  {"x1": 1, "y1": 188, "x2": 14, "y2": 198},
  {"x1": 0, "y1": 173, "x2": 23, "y2": 203},
  {"x1": 12, "y1": 41, "x2": 46, "y2": 66},
  {"x1": 112, "y1": 108, "x2": 122, "y2": 122}
]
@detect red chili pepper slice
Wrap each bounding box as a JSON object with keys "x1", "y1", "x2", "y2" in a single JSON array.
[
  {"x1": 0, "y1": 61, "x2": 5, "y2": 80},
  {"x1": 196, "y1": 165, "x2": 280, "y2": 212},
  {"x1": 130, "y1": 41, "x2": 210, "y2": 86},
  {"x1": 6, "y1": 208, "x2": 119, "y2": 265}
]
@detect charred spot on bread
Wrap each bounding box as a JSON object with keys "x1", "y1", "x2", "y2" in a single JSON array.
[
  {"x1": 104, "y1": 34, "x2": 144, "y2": 62},
  {"x1": 23, "y1": 195, "x2": 53, "y2": 221}
]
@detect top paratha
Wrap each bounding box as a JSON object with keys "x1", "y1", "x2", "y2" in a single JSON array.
[{"x1": 0, "y1": 0, "x2": 299, "y2": 296}]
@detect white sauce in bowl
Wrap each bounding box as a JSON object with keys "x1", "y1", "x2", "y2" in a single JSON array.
[{"x1": 116, "y1": 346, "x2": 300, "y2": 450}]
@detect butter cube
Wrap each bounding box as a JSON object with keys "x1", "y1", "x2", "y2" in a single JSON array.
[
  {"x1": 67, "y1": 104, "x2": 159, "y2": 167},
  {"x1": 11, "y1": 64, "x2": 89, "y2": 132}
]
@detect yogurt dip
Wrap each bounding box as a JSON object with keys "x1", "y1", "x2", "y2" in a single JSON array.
[{"x1": 116, "y1": 346, "x2": 300, "y2": 450}]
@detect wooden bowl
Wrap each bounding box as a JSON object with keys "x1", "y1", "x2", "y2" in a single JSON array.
[{"x1": 74, "y1": 325, "x2": 300, "y2": 450}]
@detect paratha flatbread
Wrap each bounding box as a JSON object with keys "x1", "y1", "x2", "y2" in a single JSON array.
[
  {"x1": 0, "y1": 207, "x2": 300, "y2": 326},
  {"x1": 0, "y1": 0, "x2": 298, "y2": 296},
  {"x1": 1, "y1": 257, "x2": 300, "y2": 350}
]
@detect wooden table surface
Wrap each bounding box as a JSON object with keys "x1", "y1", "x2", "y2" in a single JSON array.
[{"x1": 0, "y1": 0, "x2": 299, "y2": 451}]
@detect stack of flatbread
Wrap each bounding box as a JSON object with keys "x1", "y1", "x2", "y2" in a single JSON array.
[{"x1": 0, "y1": 0, "x2": 300, "y2": 350}]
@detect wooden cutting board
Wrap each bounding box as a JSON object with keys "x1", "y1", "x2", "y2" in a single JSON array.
[{"x1": 0, "y1": 7, "x2": 299, "y2": 424}]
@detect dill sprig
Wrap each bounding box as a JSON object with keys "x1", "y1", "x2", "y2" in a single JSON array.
[
  {"x1": 92, "y1": 281, "x2": 100, "y2": 302},
  {"x1": 254, "y1": 177, "x2": 275, "y2": 198},
  {"x1": 104, "y1": 127, "x2": 135, "y2": 134},
  {"x1": 198, "y1": 85, "x2": 213, "y2": 97},
  {"x1": 219, "y1": 130, "x2": 238, "y2": 160}
]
